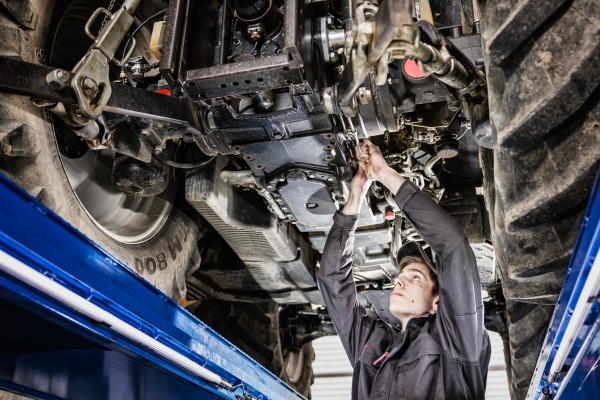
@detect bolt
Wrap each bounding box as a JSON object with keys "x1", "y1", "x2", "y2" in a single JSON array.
[
  {"x1": 279, "y1": 176, "x2": 286, "y2": 182},
  {"x1": 47, "y1": 69, "x2": 71, "y2": 90},
  {"x1": 81, "y1": 77, "x2": 98, "y2": 99},
  {"x1": 82, "y1": 77, "x2": 97, "y2": 91},
  {"x1": 442, "y1": 119, "x2": 449, "y2": 125},
  {"x1": 308, "y1": 173, "x2": 316, "y2": 179},
  {"x1": 405, "y1": 115, "x2": 412, "y2": 122},
  {"x1": 267, "y1": 185, "x2": 272, "y2": 190},
  {"x1": 272, "y1": 132, "x2": 284, "y2": 140},
  {"x1": 57, "y1": 70, "x2": 69, "y2": 83},
  {"x1": 327, "y1": 176, "x2": 335, "y2": 182}
]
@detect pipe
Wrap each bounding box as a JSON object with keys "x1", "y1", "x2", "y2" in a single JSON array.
[{"x1": 424, "y1": 155, "x2": 442, "y2": 187}]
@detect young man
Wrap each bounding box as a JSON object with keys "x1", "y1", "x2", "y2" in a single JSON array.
[{"x1": 317, "y1": 141, "x2": 491, "y2": 399}]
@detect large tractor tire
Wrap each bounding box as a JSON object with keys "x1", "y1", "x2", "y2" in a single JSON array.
[
  {"x1": 193, "y1": 300, "x2": 315, "y2": 398},
  {"x1": 0, "y1": 0, "x2": 201, "y2": 300},
  {"x1": 478, "y1": 0, "x2": 600, "y2": 398}
]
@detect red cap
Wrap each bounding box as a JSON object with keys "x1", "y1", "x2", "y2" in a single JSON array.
[
  {"x1": 403, "y1": 59, "x2": 424, "y2": 79},
  {"x1": 384, "y1": 210, "x2": 395, "y2": 221},
  {"x1": 156, "y1": 88, "x2": 172, "y2": 96}
]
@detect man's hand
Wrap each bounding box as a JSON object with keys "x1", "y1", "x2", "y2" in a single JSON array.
[
  {"x1": 357, "y1": 140, "x2": 406, "y2": 194},
  {"x1": 341, "y1": 165, "x2": 371, "y2": 215}
]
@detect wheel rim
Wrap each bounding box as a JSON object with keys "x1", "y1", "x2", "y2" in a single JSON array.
[
  {"x1": 284, "y1": 348, "x2": 305, "y2": 384},
  {"x1": 51, "y1": 0, "x2": 172, "y2": 244},
  {"x1": 61, "y1": 150, "x2": 172, "y2": 244}
]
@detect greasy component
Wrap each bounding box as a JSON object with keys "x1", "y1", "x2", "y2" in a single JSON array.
[
  {"x1": 277, "y1": 172, "x2": 338, "y2": 230},
  {"x1": 339, "y1": 0, "x2": 413, "y2": 108},
  {"x1": 206, "y1": 92, "x2": 332, "y2": 150},
  {"x1": 309, "y1": 223, "x2": 391, "y2": 253},
  {"x1": 447, "y1": 34, "x2": 484, "y2": 67},
  {"x1": 435, "y1": 135, "x2": 459, "y2": 158},
  {"x1": 0, "y1": 57, "x2": 201, "y2": 126},
  {"x1": 479, "y1": 0, "x2": 600, "y2": 398},
  {"x1": 253, "y1": 90, "x2": 276, "y2": 111},
  {"x1": 231, "y1": 1, "x2": 284, "y2": 62},
  {"x1": 220, "y1": 169, "x2": 287, "y2": 220},
  {"x1": 174, "y1": 0, "x2": 307, "y2": 99},
  {"x1": 185, "y1": 156, "x2": 322, "y2": 304},
  {"x1": 440, "y1": 187, "x2": 487, "y2": 244},
  {"x1": 111, "y1": 155, "x2": 168, "y2": 197},
  {"x1": 186, "y1": 157, "x2": 295, "y2": 262},
  {"x1": 71, "y1": 0, "x2": 142, "y2": 118},
  {"x1": 234, "y1": 0, "x2": 272, "y2": 21},
  {"x1": 190, "y1": 253, "x2": 322, "y2": 304},
  {"x1": 104, "y1": 120, "x2": 154, "y2": 163},
  {"x1": 339, "y1": 0, "x2": 485, "y2": 116},
  {"x1": 313, "y1": 15, "x2": 345, "y2": 64}
]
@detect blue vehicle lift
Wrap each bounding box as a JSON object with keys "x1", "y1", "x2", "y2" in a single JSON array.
[
  {"x1": 0, "y1": 172, "x2": 305, "y2": 400},
  {"x1": 527, "y1": 169, "x2": 600, "y2": 400}
]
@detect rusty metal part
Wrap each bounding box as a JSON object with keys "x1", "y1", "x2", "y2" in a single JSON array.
[{"x1": 71, "y1": 0, "x2": 142, "y2": 119}]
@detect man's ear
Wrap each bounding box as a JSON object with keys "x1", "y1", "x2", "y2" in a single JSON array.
[{"x1": 430, "y1": 295, "x2": 440, "y2": 314}]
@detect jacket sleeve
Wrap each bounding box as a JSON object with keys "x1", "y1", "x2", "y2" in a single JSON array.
[
  {"x1": 317, "y1": 211, "x2": 383, "y2": 365},
  {"x1": 395, "y1": 181, "x2": 488, "y2": 363}
]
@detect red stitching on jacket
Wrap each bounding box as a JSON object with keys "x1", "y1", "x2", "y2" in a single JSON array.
[{"x1": 372, "y1": 351, "x2": 389, "y2": 365}]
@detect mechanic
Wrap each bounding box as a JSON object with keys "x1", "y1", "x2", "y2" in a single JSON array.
[{"x1": 317, "y1": 140, "x2": 491, "y2": 399}]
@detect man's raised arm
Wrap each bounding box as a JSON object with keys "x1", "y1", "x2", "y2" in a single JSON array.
[{"x1": 359, "y1": 140, "x2": 487, "y2": 362}]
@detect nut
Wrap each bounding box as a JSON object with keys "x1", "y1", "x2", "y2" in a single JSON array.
[{"x1": 81, "y1": 77, "x2": 99, "y2": 99}]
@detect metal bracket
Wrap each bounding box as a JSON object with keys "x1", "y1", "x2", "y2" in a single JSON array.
[{"x1": 70, "y1": 0, "x2": 141, "y2": 119}]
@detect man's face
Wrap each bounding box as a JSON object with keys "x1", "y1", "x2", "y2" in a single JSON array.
[{"x1": 389, "y1": 262, "x2": 439, "y2": 322}]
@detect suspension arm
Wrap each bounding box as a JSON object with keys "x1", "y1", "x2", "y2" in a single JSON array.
[{"x1": 0, "y1": 56, "x2": 200, "y2": 128}]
